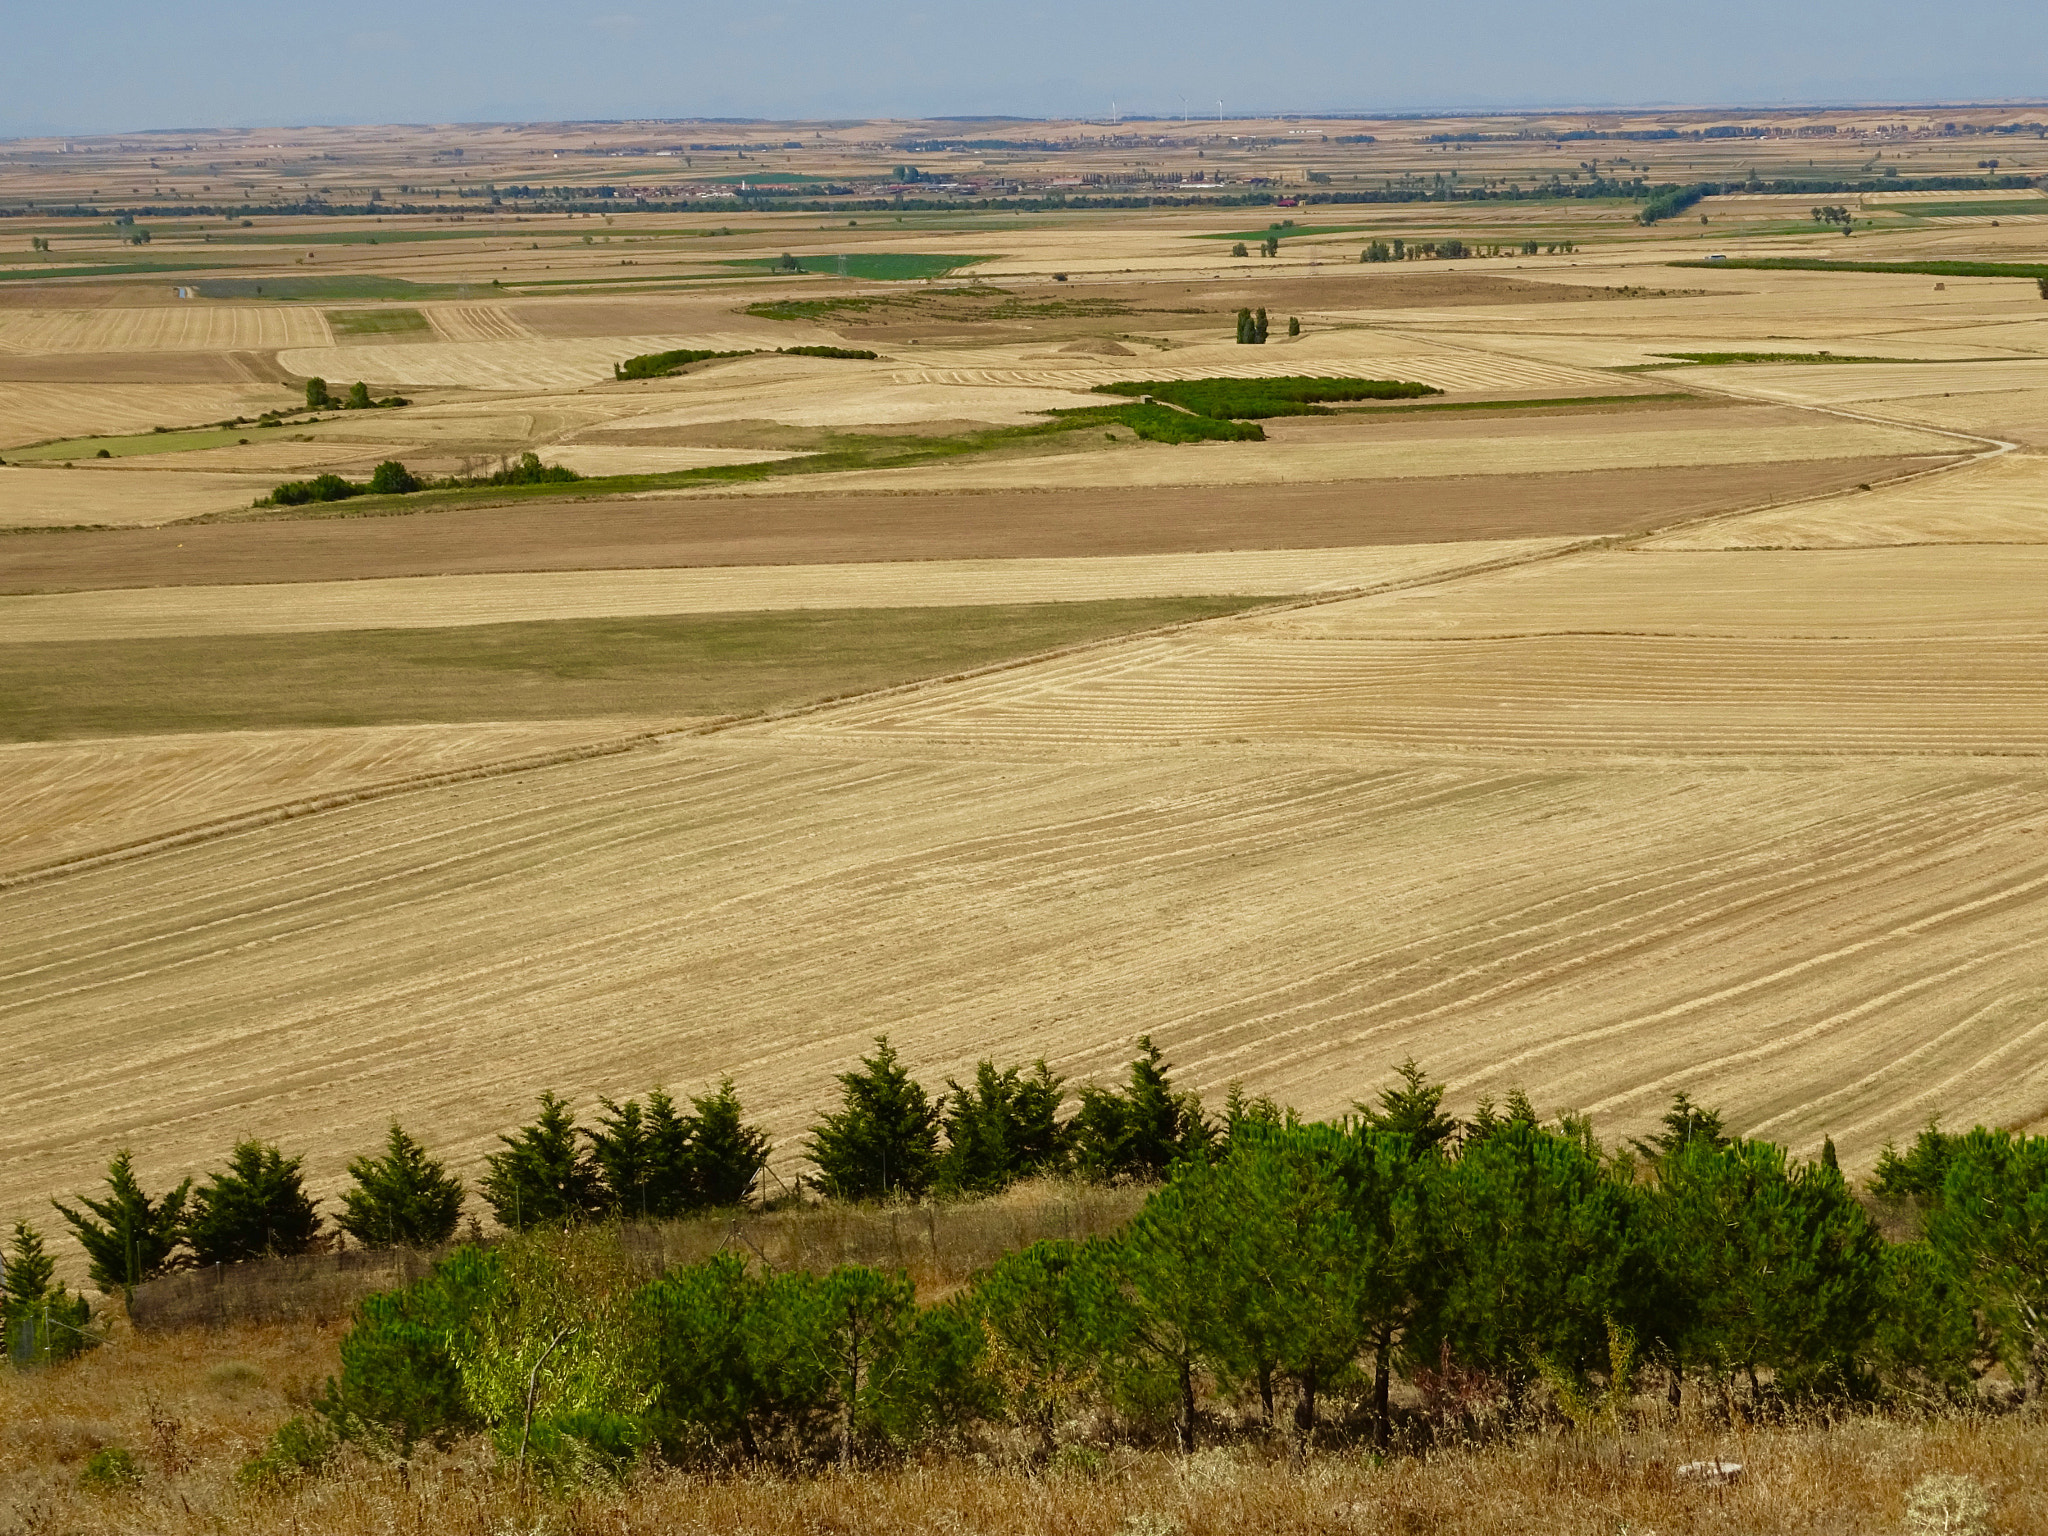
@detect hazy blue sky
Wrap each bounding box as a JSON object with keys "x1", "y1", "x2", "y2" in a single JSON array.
[{"x1": 7, "y1": 0, "x2": 2047, "y2": 137}]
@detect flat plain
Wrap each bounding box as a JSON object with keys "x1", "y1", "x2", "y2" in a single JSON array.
[{"x1": 4, "y1": 109, "x2": 2048, "y2": 1233}]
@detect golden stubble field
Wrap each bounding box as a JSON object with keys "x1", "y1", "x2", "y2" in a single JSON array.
[{"x1": 4, "y1": 119, "x2": 2048, "y2": 1244}]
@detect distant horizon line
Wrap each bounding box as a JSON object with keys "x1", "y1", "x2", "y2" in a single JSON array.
[{"x1": 8, "y1": 97, "x2": 2048, "y2": 143}]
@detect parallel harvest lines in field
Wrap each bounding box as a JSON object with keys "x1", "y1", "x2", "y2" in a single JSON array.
[
  {"x1": 0, "y1": 307, "x2": 332, "y2": 355},
  {"x1": 427, "y1": 305, "x2": 537, "y2": 343},
  {"x1": 0, "y1": 718, "x2": 671, "y2": 877},
  {"x1": 1644, "y1": 452, "x2": 2048, "y2": 549},
  {"x1": 759, "y1": 631, "x2": 2048, "y2": 759},
  {"x1": 2, "y1": 741, "x2": 2044, "y2": 1222},
  {"x1": 0, "y1": 383, "x2": 288, "y2": 452}
]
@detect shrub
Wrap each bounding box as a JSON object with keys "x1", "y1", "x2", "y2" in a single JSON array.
[
  {"x1": 780, "y1": 345, "x2": 879, "y2": 360},
  {"x1": 338, "y1": 1123, "x2": 466, "y2": 1249},
  {"x1": 365, "y1": 459, "x2": 420, "y2": 495},
  {"x1": 345, "y1": 381, "x2": 372, "y2": 409},
  {"x1": 236, "y1": 1415, "x2": 336, "y2": 1488},
  {"x1": 321, "y1": 1244, "x2": 502, "y2": 1451},
  {"x1": 267, "y1": 472, "x2": 360, "y2": 506},
  {"x1": 471, "y1": 451, "x2": 580, "y2": 487},
  {"x1": 76, "y1": 1446, "x2": 142, "y2": 1494}
]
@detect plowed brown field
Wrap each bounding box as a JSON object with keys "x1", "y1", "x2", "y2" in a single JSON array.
[{"x1": 3, "y1": 456, "x2": 1926, "y2": 585}]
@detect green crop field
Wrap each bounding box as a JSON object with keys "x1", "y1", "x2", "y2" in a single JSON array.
[
  {"x1": 7, "y1": 427, "x2": 253, "y2": 462},
  {"x1": 0, "y1": 598, "x2": 1270, "y2": 739},
  {"x1": 1671, "y1": 257, "x2": 2048, "y2": 280},
  {"x1": 1896, "y1": 200, "x2": 2048, "y2": 219},
  {"x1": 326, "y1": 307, "x2": 434, "y2": 337}
]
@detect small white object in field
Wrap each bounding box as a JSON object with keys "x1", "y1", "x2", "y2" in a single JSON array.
[
  {"x1": 1904, "y1": 1473, "x2": 1991, "y2": 1536},
  {"x1": 1676, "y1": 1460, "x2": 1743, "y2": 1486}
]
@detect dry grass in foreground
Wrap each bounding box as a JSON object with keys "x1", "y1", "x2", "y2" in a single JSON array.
[{"x1": 3, "y1": 1317, "x2": 2043, "y2": 1536}]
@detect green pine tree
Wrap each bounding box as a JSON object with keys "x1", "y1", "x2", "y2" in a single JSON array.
[
  {"x1": 688, "y1": 1078, "x2": 773, "y2": 1208},
  {"x1": 806, "y1": 1037, "x2": 940, "y2": 1201},
  {"x1": 938, "y1": 1060, "x2": 1070, "y2": 1195},
  {"x1": 481, "y1": 1091, "x2": 605, "y2": 1230},
  {"x1": 52, "y1": 1150, "x2": 191, "y2": 1292},
  {"x1": 1354, "y1": 1059, "x2": 1459, "y2": 1155},
  {"x1": 186, "y1": 1141, "x2": 322, "y2": 1266},
  {"x1": 338, "y1": 1123, "x2": 466, "y2": 1249},
  {"x1": 1649, "y1": 1136, "x2": 1884, "y2": 1403},
  {"x1": 966, "y1": 1239, "x2": 1108, "y2": 1453},
  {"x1": 1629, "y1": 1091, "x2": 1731, "y2": 1163},
  {"x1": 2, "y1": 1220, "x2": 93, "y2": 1364},
  {"x1": 1071, "y1": 1037, "x2": 1210, "y2": 1183}
]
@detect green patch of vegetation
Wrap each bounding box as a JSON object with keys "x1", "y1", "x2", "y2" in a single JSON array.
[
  {"x1": 779, "y1": 345, "x2": 880, "y2": 360},
  {"x1": 0, "y1": 598, "x2": 1272, "y2": 738},
  {"x1": 325, "y1": 307, "x2": 433, "y2": 338},
  {"x1": 1356, "y1": 391, "x2": 1700, "y2": 414},
  {"x1": 1094, "y1": 376, "x2": 1440, "y2": 419},
  {"x1": 1672, "y1": 257, "x2": 2048, "y2": 280},
  {"x1": 262, "y1": 455, "x2": 566, "y2": 508},
  {"x1": 193, "y1": 275, "x2": 483, "y2": 301},
  {"x1": 9, "y1": 427, "x2": 252, "y2": 462},
  {"x1": 1048, "y1": 404, "x2": 1264, "y2": 442},
  {"x1": 76, "y1": 1447, "x2": 143, "y2": 1494},
  {"x1": 1892, "y1": 200, "x2": 2048, "y2": 219},
  {"x1": 615, "y1": 348, "x2": 753, "y2": 380},
  {"x1": 208, "y1": 402, "x2": 1259, "y2": 523},
  {"x1": 0, "y1": 261, "x2": 231, "y2": 282},
  {"x1": 717, "y1": 252, "x2": 994, "y2": 281}
]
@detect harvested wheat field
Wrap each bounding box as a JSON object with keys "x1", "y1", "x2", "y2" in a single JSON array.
[
  {"x1": 0, "y1": 464, "x2": 272, "y2": 526},
  {"x1": 0, "y1": 382, "x2": 290, "y2": 452},
  {"x1": 0, "y1": 718, "x2": 674, "y2": 878},
  {"x1": 9, "y1": 122, "x2": 2048, "y2": 1255},
  {"x1": 1646, "y1": 451, "x2": 2048, "y2": 548},
  {"x1": 0, "y1": 544, "x2": 1548, "y2": 643}
]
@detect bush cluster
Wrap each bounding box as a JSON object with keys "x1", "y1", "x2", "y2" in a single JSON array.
[
  {"x1": 262, "y1": 453, "x2": 577, "y2": 507},
  {"x1": 305, "y1": 1066, "x2": 2048, "y2": 1477},
  {"x1": 1095, "y1": 376, "x2": 1441, "y2": 419}
]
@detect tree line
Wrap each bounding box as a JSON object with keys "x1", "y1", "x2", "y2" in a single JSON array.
[{"x1": 281, "y1": 1063, "x2": 2043, "y2": 1483}]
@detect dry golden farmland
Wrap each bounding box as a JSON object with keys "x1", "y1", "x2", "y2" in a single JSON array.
[{"x1": 6, "y1": 117, "x2": 2048, "y2": 1242}]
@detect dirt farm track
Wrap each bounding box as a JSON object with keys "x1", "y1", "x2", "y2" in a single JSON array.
[{"x1": 6, "y1": 119, "x2": 2048, "y2": 1227}]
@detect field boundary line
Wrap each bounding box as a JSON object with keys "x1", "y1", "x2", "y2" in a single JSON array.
[{"x1": 1, "y1": 444, "x2": 1978, "y2": 889}]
